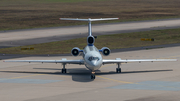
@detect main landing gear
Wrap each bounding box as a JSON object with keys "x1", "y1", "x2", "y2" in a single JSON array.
[
  {"x1": 91, "y1": 72, "x2": 95, "y2": 79},
  {"x1": 62, "y1": 63, "x2": 67, "y2": 73},
  {"x1": 116, "y1": 63, "x2": 121, "y2": 73}
]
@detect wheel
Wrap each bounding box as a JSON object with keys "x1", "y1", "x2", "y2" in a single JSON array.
[
  {"x1": 116, "y1": 68, "x2": 121, "y2": 73},
  {"x1": 93, "y1": 75, "x2": 95, "y2": 79},
  {"x1": 91, "y1": 74, "x2": 95, "y2": 79},
  {"x1": 116, "y1": 68, "x2": 118, "y2": 73},
  {"x1": 119, "y1": 68, "x2": 121, "y2": 73},
  {"x1": 62, "y1": 69, "x2": 67, "y2": 73}
]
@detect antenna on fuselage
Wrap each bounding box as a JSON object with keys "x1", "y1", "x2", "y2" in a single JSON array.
[{"x1": 60, "y1": 18, "x2": 119, "y2": 45}]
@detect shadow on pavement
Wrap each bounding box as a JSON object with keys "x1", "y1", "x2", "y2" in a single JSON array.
[{"x1": 0, "y1": 68, "x2": 173, "y2": 82}]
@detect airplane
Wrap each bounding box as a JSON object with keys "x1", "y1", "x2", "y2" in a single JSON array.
[{"x1": 4, "y1": 18, "x2": 177, "y2": 79}]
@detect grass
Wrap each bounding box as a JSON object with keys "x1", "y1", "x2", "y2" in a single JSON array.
[
  {"x1": 0, "y1": 28, "x2": 180, "y2": 55},
  {"x1": 39, "y1": 0, "x2": 106, "y2": 3},
  {"x1": 1, "y1": 0, "x2": 180, "y2": 30},
  {"x1": 0, "y1": 0, "x2": 106, "y2": 4}
]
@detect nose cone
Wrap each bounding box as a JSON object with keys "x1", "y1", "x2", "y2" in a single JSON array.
[{"x1": 91, "y1": 60, "x2": 98, "y2": 66}]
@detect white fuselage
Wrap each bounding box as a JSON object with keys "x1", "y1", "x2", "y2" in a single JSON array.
[{"x1": 83, "y1": 45, "x2": 102, "y2": 71}]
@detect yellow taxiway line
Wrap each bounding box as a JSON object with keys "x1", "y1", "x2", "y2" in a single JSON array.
[{"x1": 96, "y1": 75, "x2": 135, "y2": 84}]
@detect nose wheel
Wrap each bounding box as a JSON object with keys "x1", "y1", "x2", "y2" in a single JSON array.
[
  {"x1": 91, "y1": 74, "x2": 95, "y2": 79},
  {"x1": 91, "y1": 72, "x2": 96, "y2": 79}
]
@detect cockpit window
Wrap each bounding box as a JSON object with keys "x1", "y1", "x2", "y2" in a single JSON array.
[{"x1": 88, "y1": 56, "x2": 99, "y2": 61}]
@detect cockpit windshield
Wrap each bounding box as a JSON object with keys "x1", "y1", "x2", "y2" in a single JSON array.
[{"x1": 88, "y1": 56, "x2": 99, "y2": 61}]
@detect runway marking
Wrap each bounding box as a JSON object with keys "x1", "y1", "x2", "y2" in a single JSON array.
[{"x1": 96, "y1": 75, "x2": 135, "y2": 84}]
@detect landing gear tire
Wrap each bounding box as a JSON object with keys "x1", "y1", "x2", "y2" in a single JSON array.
[
  {"x1": 91, "y1": 74, "x2": 95, "y2": 79},
  {"x1": 62, "y1": 69, "x2": 67, "y2": 73},
  {"x1": 116, "y1": 68, "x2": 121, "y2": 73}
]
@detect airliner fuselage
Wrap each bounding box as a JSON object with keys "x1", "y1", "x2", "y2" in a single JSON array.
[{"x1": 83, "y1": 45, "x2": 102, "y2": 71}]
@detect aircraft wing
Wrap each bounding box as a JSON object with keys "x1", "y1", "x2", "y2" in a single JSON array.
[
  {"x1": 103, "y1": 59, "x2": 178, "y2": 64},
  {"x1": 4, "y1": 59, "x2": 84, "y2": 64}
]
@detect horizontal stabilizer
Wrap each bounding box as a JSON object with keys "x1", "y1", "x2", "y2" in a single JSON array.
[
  {"x1": 60, "y1": 18, "x2": 119, "y2": 22},
  {"x1": 60, "y1": 18, "x2": 119, "y2": 36}
]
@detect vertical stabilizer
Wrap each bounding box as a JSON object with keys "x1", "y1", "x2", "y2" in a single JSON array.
[{"x1": 60, "y1": 18, "x2": 119, "y2": 45}]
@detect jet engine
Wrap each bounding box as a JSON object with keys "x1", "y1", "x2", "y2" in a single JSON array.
[
  {"x1": 100, "y1": 47, "x2": 111, "y2": 56},
  {"x1": 71, "y1": 47, "x2": 82, "y2": 56},
  {"x1": 87, "y1": 36, "x2": 95, "y2": 45}
]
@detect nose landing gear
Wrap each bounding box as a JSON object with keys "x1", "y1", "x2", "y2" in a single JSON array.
[
  {"x1": 91, "y1": 74, "x2": 95, "y2": 79},
  {"x1": 91, "y1": 71, "x2": 96, "y2": 79}
]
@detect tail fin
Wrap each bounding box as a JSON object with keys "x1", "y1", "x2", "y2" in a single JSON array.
[{"x1": 60, "y1": 18, "x2": 119, "y2": 36}]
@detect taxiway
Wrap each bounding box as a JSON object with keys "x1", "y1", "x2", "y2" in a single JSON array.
[
  {"x1": 0, "y1": 46, "x2": 179, "y2": 101},
  {"x1": 1, "y1": 18, "x2": 180, "y2": 48}
]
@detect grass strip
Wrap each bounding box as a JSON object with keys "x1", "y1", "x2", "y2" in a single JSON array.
[
  {"x1": 0, "y1": 28, "x2": 180, "y2": 55},
  {"x1": 1, "y1": 0, "x2": 180, "y2": 31}
]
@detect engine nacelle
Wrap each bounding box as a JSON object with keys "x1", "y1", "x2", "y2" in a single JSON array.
[
  {"x1": 71, "y1": 47, "x2": 82, "y2": 56},
  {"x1": 87, "y1": 36, "x2": 95, "y2": 45},
  {"x1": 100, "y1": 47, "x2": 111, "y2": 56}
]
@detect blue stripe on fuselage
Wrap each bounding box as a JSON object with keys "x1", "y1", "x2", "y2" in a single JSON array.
[{"x1": 88, "y1": 44, "x2": 94, "y2": 46}]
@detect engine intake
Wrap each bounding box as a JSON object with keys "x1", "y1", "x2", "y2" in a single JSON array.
[
  {"x1": 71, "y1": 47, "x2": 82, "y2": 56},
  {"x1": 100, "y1": 47, "x2": 111, "y2": 56},
  {"x1": 87, "y1": 36, "x2": 95, "y2": 45}
]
